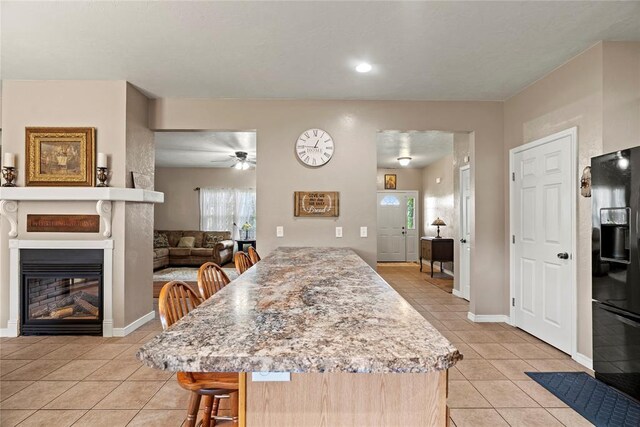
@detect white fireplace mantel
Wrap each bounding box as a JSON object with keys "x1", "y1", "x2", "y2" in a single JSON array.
[{"x1": 0, "y1": 187, "x2": 164, "y2": 238}]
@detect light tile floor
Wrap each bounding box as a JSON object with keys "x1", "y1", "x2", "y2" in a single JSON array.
[
  {"x1": 379, "y1": 263, "x2": 594, "y2": 427},
  {"x1": 0, "y1": 263, "x2": 593, "y2": 426}
]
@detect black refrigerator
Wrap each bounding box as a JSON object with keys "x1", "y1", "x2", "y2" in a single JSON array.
[{"x1": 592, "y1": 148, "x2": 640, "y2": 401}]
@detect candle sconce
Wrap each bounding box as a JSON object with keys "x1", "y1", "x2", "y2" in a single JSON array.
[
  {"x1": 96, "y1": 167, "x2": 109, "y2": 187},
  {"x1": 2, "y1": 167, "x2": 17, "y2": 187}
]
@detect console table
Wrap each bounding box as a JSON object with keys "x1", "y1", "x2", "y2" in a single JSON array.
[
  {"x1": 236, "y1": 239, "x2": 256, "y2": 252},
  {"x1": 420, "y1": 237, "x2": 454, "y2": 277}
]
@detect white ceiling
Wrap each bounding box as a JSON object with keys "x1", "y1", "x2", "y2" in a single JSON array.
[
  {"x1": 155, "y1": 131, "x2": 256, "y2": 168},
  {"x1": 2, "y1": 2, "x2": 640, "y2": 100},
  {"x1": 377, "y1": 131, "x2": 453, "y2": 169}
]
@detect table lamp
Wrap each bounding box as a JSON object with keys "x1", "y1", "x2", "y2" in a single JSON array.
[{"x1": 431, "y1": 217, "x2": 446, "y2": 238}]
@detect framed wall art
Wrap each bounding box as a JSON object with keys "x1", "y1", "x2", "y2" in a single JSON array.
[
  {"x1": 25, "y1": 127, "x2": 96, "y2": 187},
  {"x1": 384, "y1": 174, "x2": 397, "y2": 190},
  {"x1": 294, "y1": 191, "x2": 339, "y2": 217}
]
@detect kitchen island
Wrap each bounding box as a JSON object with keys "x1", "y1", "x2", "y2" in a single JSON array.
[{"x1": 138, "y1": 247, "x2": 461, "y2": 426}]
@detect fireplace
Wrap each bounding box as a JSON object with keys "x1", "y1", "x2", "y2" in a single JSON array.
[{"x1": 21, "y1": 249, "x2": 103, "y2": 335}]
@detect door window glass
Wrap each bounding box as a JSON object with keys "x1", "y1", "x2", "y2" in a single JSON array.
[
  {"x1": 380, "y1": 195, "x2": 400, "y2": 206},
  {"x1": 407, "y1": 197, "x2": 415, "y2": 229}
]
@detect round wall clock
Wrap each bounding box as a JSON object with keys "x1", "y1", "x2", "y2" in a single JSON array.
[{"x1": 295, "y1": 128, "x2": 334, "y2": 167}]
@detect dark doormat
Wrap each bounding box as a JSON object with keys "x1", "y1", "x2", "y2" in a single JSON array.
[{"x1": 527, "y1": 372, "x2": 640, "y2": 426}]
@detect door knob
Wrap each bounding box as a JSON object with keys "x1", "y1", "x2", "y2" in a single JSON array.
[
  {"x1": 460, "y1": 239, "x2": 467, "y2": 243},
  {"x1": 557, "y1": 252, "x2": 569, "y2": 260}
]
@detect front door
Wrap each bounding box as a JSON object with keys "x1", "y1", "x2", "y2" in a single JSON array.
[
  {"x1": 459, "y1": 166, "x2": 471, "y2": 300},
  {"x1": 511, "y1": 129, "x2": 575, "y2": 354},
  {"x1": 377, "y1": 192, "x2": 418, "y2": 262}
]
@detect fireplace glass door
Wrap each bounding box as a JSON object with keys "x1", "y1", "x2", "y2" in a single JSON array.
[{"x1": 21, "y1": 249, "x2": 103, "y2": 335}]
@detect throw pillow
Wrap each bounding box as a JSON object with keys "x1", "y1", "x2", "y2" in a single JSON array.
[
  {"x1": 154, "y1": 231, "x2": 169, "y2": 248},
  {"x1": 203, "y1": 234, "x2": 222, "y2": 248},
  {"x1": 177, "y1": 236, "x2": 196, "y2": 248}
]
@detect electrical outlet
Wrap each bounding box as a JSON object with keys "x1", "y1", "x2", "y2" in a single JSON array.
[
  {"x1": 251, "y1": 372, "x2": 291, "y2": 382},
  {"x1": 276, "y1": 226, "x2": 284, "y2": 237},
  {"x1": 360, "y1": 226, "x2": 368, "y2": 237},
  {"x1": 335, "y1": 226, "x2": 343, "y2": 238}
]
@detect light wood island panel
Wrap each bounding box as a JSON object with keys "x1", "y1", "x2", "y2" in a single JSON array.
[{"x1": 246, "y1": 371, "x2": 448, "y2": 427}]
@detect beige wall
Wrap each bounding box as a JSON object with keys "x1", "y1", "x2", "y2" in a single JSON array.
[
  {"x1": 504, "y1": 43, "x2": 604, "y2": 359},
  {"x1": 602, "y1": 42, "x2": 640, "y2": 153},
  {"x1": 155, "y1": 167, "x2": 257, "y2": 230},
  {"x1": 422, "y1": 154, "x2": 454, "y2": 240},
  {"x1": 150, "y1": 99, "x2": 505, "y2": 317},
  {"x1": 0, "y1": 81, "x2": 154, "y2": 330},
  {"x1": 123, "y1": 84, "x2": 155, "y2": 326},
  {"x1": 504, "y1": 41, "x2": 640, "y2": 359},
  {"x1": 376, "y1": 168, "x2": 422, "y2": 191}
]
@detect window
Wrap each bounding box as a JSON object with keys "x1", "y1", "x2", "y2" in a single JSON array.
[
  {"x1": 406, "y1": 196, "x2": 416, "y2": 230},
  {"x1": 380, "y1": 195, "x2": 400, "y2": 206},
  {"x1": 200, "y1": 188, "x2": 256, "y2": 238}
]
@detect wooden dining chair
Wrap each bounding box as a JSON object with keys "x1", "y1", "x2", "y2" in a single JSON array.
[
  {"x1": 158, "y1": 281, "x2": 239, "y2": 427},
  {"x1": 247, "y1": 246, "x2": 261, "y2": 264},
  {"x1": 197, "y1": 262, "x2": 231, "y2": 300},
  {"x1": 234, "y1": 251, "x2": 253, "y2": 275}
]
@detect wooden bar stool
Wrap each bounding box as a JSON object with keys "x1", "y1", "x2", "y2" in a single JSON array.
[
  {"x1": 159, "y1": 281, "x2": 239, "y2": 426},
  {"x1": 197, "y1": 262, "x2": 231, "y2": 300},
  {"x1": 247, "y1": 246, "x2": 261, "y2": 264},
  {"x1": 234, "y1": 252, "x2": 253, "y2": 275}
]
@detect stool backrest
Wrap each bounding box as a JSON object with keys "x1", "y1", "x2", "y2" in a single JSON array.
[
  {"x1": 234, "y1": 251, "x2": 253, "y2": 275},
  {"x1": 158, "y1": 280, "x2": 203, "y2": 330},
  {"x1": 197, "y1": 262, "x2": 231, "y2": 300},
  {"x1": 247, "y1": 246, "x2": 261, "y2": 264}
]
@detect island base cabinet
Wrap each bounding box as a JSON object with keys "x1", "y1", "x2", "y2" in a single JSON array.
[{"x1": 245, "y1": 370, "x2": 448, "y2": 427}]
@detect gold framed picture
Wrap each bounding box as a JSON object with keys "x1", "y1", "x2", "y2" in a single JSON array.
[
  {"x1": 25, "y1": 127, "x2": 96, "y2": 187},
  {"x1": 384, "y1": 174, "x2": 397, "y2": 190}
]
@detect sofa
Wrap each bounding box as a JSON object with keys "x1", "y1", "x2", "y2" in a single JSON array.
[{"x1": 153, "y1": 230, "x2": 234, "y2": 269}]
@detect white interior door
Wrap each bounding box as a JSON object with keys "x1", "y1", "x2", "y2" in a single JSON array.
[
  {"x1": 511, "y1": 129, "x2": 575, "y2": 354},
  {"x1": 377, "y1": 193, "x2": 406, "y2": 262},
  {"x1": 459, "y1": 166, "x2": 471, "y2": 301},
  {"x1": 377, "y1": 191, "x2": 419, "y2": 262}
]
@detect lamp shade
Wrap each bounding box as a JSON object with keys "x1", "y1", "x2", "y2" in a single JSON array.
[{"x1": 431, "y1": 217, "x2": 446, "y2": 226}]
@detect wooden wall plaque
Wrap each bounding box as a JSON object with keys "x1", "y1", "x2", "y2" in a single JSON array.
[
  {"x1": 294, "y1": 192, "x2": 339, "y2": 217},
  {"x1": 27, "y1": 215, "x2": 100, "y2": 233}
]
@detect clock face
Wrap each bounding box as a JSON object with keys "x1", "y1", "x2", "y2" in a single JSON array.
[{"x1": 295, "y1": 128, "x2": 334, "y2": 167}]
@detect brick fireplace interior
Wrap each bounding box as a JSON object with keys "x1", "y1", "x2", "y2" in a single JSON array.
[{"x1": 20, "y1": 249, "x2": 104, "y2": 335}]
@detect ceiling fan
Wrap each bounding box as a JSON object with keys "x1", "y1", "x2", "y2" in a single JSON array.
[{"x1": 211, "y1": 151, "x2": 256, "y2": 170}]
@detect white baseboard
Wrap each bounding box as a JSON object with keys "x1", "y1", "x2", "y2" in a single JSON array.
[
  {"x1": 112, "y1": 311, "x2": 155, "y2": 337},
  {"x1": 467, "y1": 312, "x2": 510, "y2": 323},
  {"x1": 573, "y1": 352, "x2": 593, "y2": 370},
  {"x1": 452, "y1": 289, "x2": 464, "y2": 298},
  {"x1": 0, "y1": 328, "x2": 15, "y2": 338}
]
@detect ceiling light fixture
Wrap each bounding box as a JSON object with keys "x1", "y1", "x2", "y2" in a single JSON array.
[
  {"x1": 397, "y1": 157, "x2": 412, "y2": 167},
  {"x1": 235, "y1": 162, "x2": 244, "y2": 170},
  {"x1": 355, "y1": 62, "x2": 372, "y2": 73}
]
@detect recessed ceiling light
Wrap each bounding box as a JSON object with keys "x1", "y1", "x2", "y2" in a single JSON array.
[{"x1": 355, "y1": 62, "x2": 372, "y2": 73}]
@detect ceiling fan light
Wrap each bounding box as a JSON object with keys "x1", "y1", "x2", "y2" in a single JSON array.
[
  {"x1": 234, "y1": 162, "x2": 243, "y2": 170},
  {"x1": 242, "y1": 161, "x2": 250, "y2": 170},
  {"x1": 397, "y1": 157, "x2": 412, "y2": 167}
]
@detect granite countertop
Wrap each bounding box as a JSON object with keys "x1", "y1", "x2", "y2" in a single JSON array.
[{"x1": 137, "y1": 247, "x2": 461, "y2": 373}]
